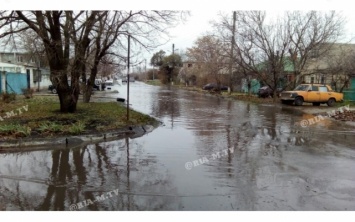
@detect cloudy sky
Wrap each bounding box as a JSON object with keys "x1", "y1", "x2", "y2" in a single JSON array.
[
  {"x1": 2, "y1": 0, "x2": 355, "y2": 67},
  {"x1": 151, "y1": 8, "x2": 355, "y2": 68}
]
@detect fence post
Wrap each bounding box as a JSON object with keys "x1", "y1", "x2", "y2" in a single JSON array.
[{"x1": 1, "y1": 71, "x2": 6, "y2": 93}]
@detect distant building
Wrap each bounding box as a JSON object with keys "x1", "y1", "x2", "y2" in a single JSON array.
[
  {"x1": 301, "y1": 43, "x2": 355, "y2": 91},
  {"x1": 0, "y1": 49, "x2": 51, "y2": 93}
]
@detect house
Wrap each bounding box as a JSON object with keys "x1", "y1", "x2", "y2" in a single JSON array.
[
  {"x1": 0, "y1": 49, "x2": 51, "y2": 94},
  {"x1": 179, "y1": 60, "x2": 233, "y2": 87},
  {"x1": 301, "y1": 43, "x2": 355, "y2": 92},
  {"x1": 178, "y1": 61, "x2": 201, "y2": 85}
]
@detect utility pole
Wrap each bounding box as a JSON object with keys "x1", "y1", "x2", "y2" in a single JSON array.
[
  {"x1": 153, "y1": 65, "x2": 155, "y2": 80},
  {"x1": 229, "y1": 11, "x2": 236, "y2": 94},
  {"x1": 37, "y1": 67, "x2": 40, "y2": 92},
  {"x1": 144, "y1": 59, "x2": 147, "y2": 75},
  {"x1": 172, "y1": 44, "x2": 175, "y2": 55},
  {"x1": 126, "y1": 35, "x2": 131, "y2": 122}
]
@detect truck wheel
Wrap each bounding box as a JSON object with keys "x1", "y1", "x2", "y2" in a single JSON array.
[
  {"x1": 52, "y1": 88, "x2": 57, "y2": 94},
  {"x1": 294, "y1": 97, "x2": 303, "y2": 106},
  {"x1": 327, "y1": 98, "x2": 336, "y2": 107}
]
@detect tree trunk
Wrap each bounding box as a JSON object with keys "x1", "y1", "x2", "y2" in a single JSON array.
[
  {"x1": 247, "y1": 81, "x2": 251, "y2": 96},
  {"x1": 50, "y1": 67, "x2": 78, "y2": 113},
  {"x1": 57, "y1": 82, "x2": 78, "y2": 113},
  {"x1": 272, "y1": 91, "x2": 278, "y2": 102},
  {"x1": 83, "y1": 83, "x2": 94, "y2": 103},
  {"x1": 83, "y1": 59, "x2": 100, "y2": 103}
]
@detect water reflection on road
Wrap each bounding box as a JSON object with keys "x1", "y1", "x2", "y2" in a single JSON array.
[{"x1": 0, "y1": 82, "x2": 355, "y2": 210}]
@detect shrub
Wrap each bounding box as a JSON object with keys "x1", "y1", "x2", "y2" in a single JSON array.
[
  {"x1": 68, "y1": 121, "x2": 85, "y2": 134},
  {"x1": 22, "y1": 88, "x2": 35, "y2": 99},
  {"x1": 0, "y1": 124, "x2": 31, "y2": 137},
  {"x1": 39, "y1": 121, "x2": 64, "y2": 133},
  {"x1": 157, "y1": 72, "x2": 169, "y2": 85},
  {"x1": 1, "y1": 92, "x2": 16, "y2": 103}
]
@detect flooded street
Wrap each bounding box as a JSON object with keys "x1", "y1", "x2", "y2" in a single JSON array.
[{"x1": 1, "y1": 82, "x2": 355, "y2": 210}]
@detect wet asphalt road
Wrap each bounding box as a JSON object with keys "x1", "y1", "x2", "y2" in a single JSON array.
[{"x1": 0, "y1": 82, "x2": 355, "y2": 210}]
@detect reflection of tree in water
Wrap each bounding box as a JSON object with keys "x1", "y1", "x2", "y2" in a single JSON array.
[
  {"x1": 151, "y1": 87, "x2": 181, "y2": 125},
  {"x1": 0, "y1": 138, "x2": 179, "y2": 210},
  {"x1": 190, "y1": 103, "x2": 311, "y2": 209}
]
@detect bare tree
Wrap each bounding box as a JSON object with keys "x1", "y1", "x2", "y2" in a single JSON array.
[
  {"x1": 0, "y1": 11, "x2": 99, "y2": 112},
  {"x1": 212, "y1": 12, "x2": 251, "y2": 94},
  {"x1": 0, "y1": 10, "x2": 187, "y2": 110},
  {"x1": 286, "y1": 11, "x2": 345, "y2": 88},
  {"x1": 323, "y1": 44, "x2": 355, "y2": 92},
  {"x1": 186, "y1": 35, "x2": 227, "y2": 89},
  {"x1": 233, "y1": 11, "x2": 292, "y2": 99},
  {"x1": 212, "y1": 11, "x2": 346, "y2": 99},
  {"x1": 67, "y1": 10, "x2": 185, "y2": 103}
]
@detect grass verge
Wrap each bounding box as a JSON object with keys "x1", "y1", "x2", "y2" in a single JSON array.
[
  {"x1": 175, "y1": 85, "x2": 275, "y2": 104},
  {"x1": 145, "y1": 79, "x2": 162, "y2": 86},
  {"x1": 0, "y1": 96, "x2": 157, "y2": 140}
]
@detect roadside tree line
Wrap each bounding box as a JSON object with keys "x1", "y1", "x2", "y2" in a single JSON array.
[
  {"x1": 160, "y1": 11, "x2": 350, "y2": 98},
  {"x1": 0, "y1": 10, "x2": 186, "y2": 112}
]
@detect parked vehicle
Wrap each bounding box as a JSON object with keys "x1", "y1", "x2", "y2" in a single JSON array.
[
  {"x1": 280, "y1": 84, "x2": 343, "y2": 106},
  {"x1": 48, "y1": 79, "x2": 105, "y2": 94},
  {"x1": 105, "y1": 79, "x2": 114, "y2": 86},
  {"x1": 48, "y1": 85, "x2": 58, "y2": 94},
  {"x1": 93, "y1": 79, "x2": 106, "y2": 91},
  {"x1": 257, "y1": 86, "x2": 283, "y2": 98},
  {"x1": 122, "y1": 76, "x2": 135, "y2": 83},
  {"x1": 257, "y1": 86, "x2": 273, "y2": 98},
  {"x1": 202, "y1": 83, "x2": 228, "y2": 91},
  {"x1": 48, "y1": 80, "x2": 71, "y2": 94}
]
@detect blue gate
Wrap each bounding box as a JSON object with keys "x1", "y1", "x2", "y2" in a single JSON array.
[{"x1": 6, "y1": 72, "x2": 28, "y2": 94}]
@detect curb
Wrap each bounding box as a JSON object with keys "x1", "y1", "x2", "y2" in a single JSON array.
[{"x1": 0, "y1": 124, "x2": 156, "y2": 153}]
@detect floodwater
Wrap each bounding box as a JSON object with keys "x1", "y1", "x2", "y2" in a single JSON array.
[{"x1": 0, "y1": 82, "x2": 355, "y2": 211}]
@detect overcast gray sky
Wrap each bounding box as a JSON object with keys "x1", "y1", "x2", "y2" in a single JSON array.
[
  {"x1": 2, "y1": 0, "x2": 355, "y2": 68},
  {"x1": 151, "y1": 9, "x2": 355, "y2": 68}
]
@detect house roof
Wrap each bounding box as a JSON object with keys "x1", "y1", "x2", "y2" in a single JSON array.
[
  {"x1": 0, "y1": 43, "x2": 28, "y2": 54},
  {"x1": 0, "y1": 61, "x2": 37, "y2": 68},
  {"x1": 0, "y1": 62, "x2": 22, "y2": 67}
]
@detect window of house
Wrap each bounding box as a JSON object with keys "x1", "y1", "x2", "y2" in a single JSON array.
[
  {"x1": 188, "y1": 63, "x2": 192, "y2": 68},
  {"x1": 311, "y1": 77, "x2": 314, "y2": 84},
  {"x1": 321, "y1": 75, "x2": 325, "y2": 84},
  {"x1": 33, "y1": 69, "x2": 42, "y2": 82},
  {"x1": 17, "y1": 56, "x2": 23, "y2": 63},
  {"x1": 310, "y1": 49, "x2": 319, "y2": 58}
]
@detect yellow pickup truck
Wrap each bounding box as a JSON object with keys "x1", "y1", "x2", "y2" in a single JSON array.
[{"x1": 280, "y1": 84, "x2": 343, "y2": 106}]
